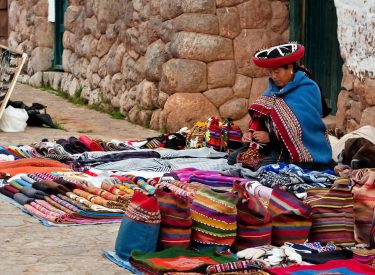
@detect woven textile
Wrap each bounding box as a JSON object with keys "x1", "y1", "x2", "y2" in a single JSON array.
[
  {"x1": 206, "y1": 259, "x2": 266, "y2": 274},
  {"x1": 191, "y1": 188, "x2": 238, "y2": 249},
  {"x1": 266, "y1": 259, "x2": 375, "y2": 275},
  {"x1": 352, "y1": 182, "x2": 375, "y2": 245},
  {"x1": 305, "y1": 178, "x2": 354, "y2": 244},
  {"x1": 232, "y1": 182, "x2": 272, "y2": 251},
  {"x1": 73, "y1": 189, "x2": 125, "y2": 209},
  {"x1": 155, "y1": 186, "x2": 192, "y2": 249},
  {"x1": 115, "y1": 191, "x2": 161, "y2": 260},
  {"x1": 130, "y1": 247, "x2": 236, "y2": 275},
  {"x1": 268, "y1": 187, "x2": 311, "y2": 246}
]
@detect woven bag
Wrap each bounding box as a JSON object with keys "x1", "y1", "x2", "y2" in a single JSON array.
[{"x1": 155, "y1": 186, "x2": 192, "y2": 249}]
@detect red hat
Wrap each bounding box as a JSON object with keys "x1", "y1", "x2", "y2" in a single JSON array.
[{"x1": 252, "y1": 43, "x2": 305, "y2": 68}]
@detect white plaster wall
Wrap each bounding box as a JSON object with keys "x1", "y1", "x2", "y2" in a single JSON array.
[{"x1": 334, "y1": 0, "x2": 375, "y2": 78}]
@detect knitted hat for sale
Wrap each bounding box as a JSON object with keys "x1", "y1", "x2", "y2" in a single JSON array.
[
  {"x1": 252, "y1": 42, "x2": 305, "y2": 68},
  {"x1": 115, "y1": 191, "x2": 161, "y2": 260}
]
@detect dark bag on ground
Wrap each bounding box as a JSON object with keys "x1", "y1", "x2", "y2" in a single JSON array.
[{"x1": 7, "y1": 101, "x2": 57, "y2": 128}]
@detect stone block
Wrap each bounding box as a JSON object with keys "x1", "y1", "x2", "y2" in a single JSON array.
[
  {"x1": 163, "y1": 93, "x2": 220, "y2": 132},
  {"x1": 182, "y1": 0, "x2": 216, "y2": 14},
  {"x1": 29, "y1": 47, "x2": 53, "y2": 73},
  {"x1": 204, "y1": 87, "x2": 233, "y2": 107},
  {"x1": 170, "y1": 31, "x2": 233, "y2": 62},
  {"x1": 335, "y1": 90, "x2": 349, "y2": 130},
  {"x1": 216, "y1": 0, "x2": 243, "y2": 8},
  {"x1": 360, "y1": 106, "x2": 375, "y2": 128},
  {"x1": 238, "y1": 0, "x2": 272, "y2": 29},
  {"x1": 173, "y1": 13, "x2": 219, "y2": 35},
  {"x1": 364, "y1": 78, "x2": 375, "y2": 106},
  {"x1": 217, "y1": 7, "x2": 241, "y2": 39},
  {"x1": 233, "y1": 74, "x2": 252, "y2": 98},
  {"x1": 144, "y1": 39, "x2": 169, "y2": 82},
  {"x1": 160, "y1": 58, "x2": 207, "y2": 94},
  {"x1": 219, "y1": 97, "x2": 248, "y2": 120},
  {"x1": 341, "y1": 65, "x2": 354, "y2": 91},
  {"x1": 160, "y1": 0, "x2": 183, "y2": 20},
  {"x1": 234, "y1": 29, "x2": 280, "y2": 78},
  {"x1": 249, "y1": 77, "x2": 268, "y2": 104},
  {"x1": 207, "y1": 60, "x2": 236, "y2": 89},
  {"x1": 28, "y1": 72, "x2": 43, "y2": 87}
]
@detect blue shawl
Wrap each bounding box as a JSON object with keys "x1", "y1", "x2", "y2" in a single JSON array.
[{"x1": 249, "y1": 71, "x2": 332, "y2": 164}]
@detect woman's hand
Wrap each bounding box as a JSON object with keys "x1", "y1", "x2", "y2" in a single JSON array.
[
  {"x1": 252, "y1": 131, "x2": 270, "y2": 144},
  {"x1": 242, "y1": 131, "x2": 253, "y2": 143}
]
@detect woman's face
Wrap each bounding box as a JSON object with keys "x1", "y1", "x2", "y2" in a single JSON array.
[{"x1": 269, "y1": 64, "x2": 294, "y2": 88}]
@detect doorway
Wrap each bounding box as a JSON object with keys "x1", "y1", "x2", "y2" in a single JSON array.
[
  {"x1": 0, "y1": 0, "x2": 8, "y2": 44},
  {"x1": 54, "y1": 0, "x2": 67, "y2": 70},
  {"x1": 290, "y1": 0, "x2": 343, "y2": 114}
]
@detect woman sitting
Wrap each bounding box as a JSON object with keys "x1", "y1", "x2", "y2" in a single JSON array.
[{"x1": 228, "y1": 43, "x2": 333, "y2": 171}]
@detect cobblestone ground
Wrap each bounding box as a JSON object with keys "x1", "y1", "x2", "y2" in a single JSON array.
[{"x1": 0, "y1": 84, "x2": 160, "y2": 274}]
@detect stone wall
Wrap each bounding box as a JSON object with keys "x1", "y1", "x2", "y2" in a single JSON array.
[
  {"x1": 63, "y1": 0, "x2": 289, "y2": 132},
  {"x1": 12, "y1": 0, "x2": 289, "y2": 132},
  {"x1": 334, "y1": 0, "x2": 375, "y2": 132},
  {"x1": 8, "y1": 0, "x2": 54, "y2": 75}
]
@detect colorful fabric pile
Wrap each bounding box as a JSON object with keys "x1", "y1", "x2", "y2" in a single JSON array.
[{"x1": 1, "y1": 131, "x2": 375, "y2": 274}]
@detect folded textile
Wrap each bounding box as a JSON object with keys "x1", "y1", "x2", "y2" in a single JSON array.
[
  {"x1": 56, "y1": 138, "x2": 78, "y2": 154},
  {"x1": 29, "y1": 201, "x2": 68, "y2": 221},
  {"x1": 39, "y1": 180, "x2": 71, "y2": 195},
  {"x1": 24, "y1": 204, "x2": 63, "y2": 223},
  {"x1": 75, "y1": 151, "x2": 162, "y2": 166},
  {"x1": 206, "y1": 259, "x2": 266, "y2": 274},
  {"x1": 20, "y1": 174, "x2": 36, "y2": 184},
  {"x1": 35, "y1": 199, "x2": 68, "y2": 216},
  {"x1": 299, "y1": 249, "x2": 353, "y2": 264},
  {"x1": 4, "y1": 184, "x2": 21, "y2": 194},
  {"x1": 9, "y1": 181, "x2": 24, "y2": 190},
  {"x1": 352, "y1": 248, "x2": 375, "y2": 266},
  {"x1": 57, "y1": 194, "x2": 92, "y2": 212},
  {"x1": 68, "y1": 136, "x2": 90, "y2": 153},
  {"x1": 32, "y1": 181, "x2": 51, "y2": 193},
  {"x1": 44, "y1": 196, "x2": 76, "y2": 215},
  {"x1": 85, "y1": 185, "x2": 129, "y2": 205},
  {"x1": 13, "y1": 193, "x2": 35, "y2": 205},
  {"x1": 66, "y1": 192, "x2": 124, "y2": 213},
  {"x1": 0, "y1": 158, "x2": 71, "y2": 176},
  {"x1": 0, "y1": 186, "x2": 16, "y2": 198},
  {"x1": 73, "y1": 189, "x2": 125, "y2": 209},
  {"x1": 79, "y1": 135, "x2": 104, "y2": 151},
  {"x1": 266, "y1": 259, "x2": 375, "y2": 275},
  {"x1": 129, "y1": 247, "x2": 237, "y2": 274},
  {"x1": 21, "y1": 186, "x2": 48, "y2": 199}
]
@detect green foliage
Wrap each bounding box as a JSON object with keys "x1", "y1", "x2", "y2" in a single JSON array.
[
  {"x1": 109, "y1": 107, "x2": 125, "y2": 120},
  {"x1": 53, "y1": 120, "x2": 67, "y2": 131},
  {"x1": 160, "y1": 124, "x2": 168, "y2": 134}
]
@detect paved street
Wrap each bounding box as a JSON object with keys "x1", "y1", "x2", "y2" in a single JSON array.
[{"x1": 0, "y1": 84, "x2": 159, "y2": 274}]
